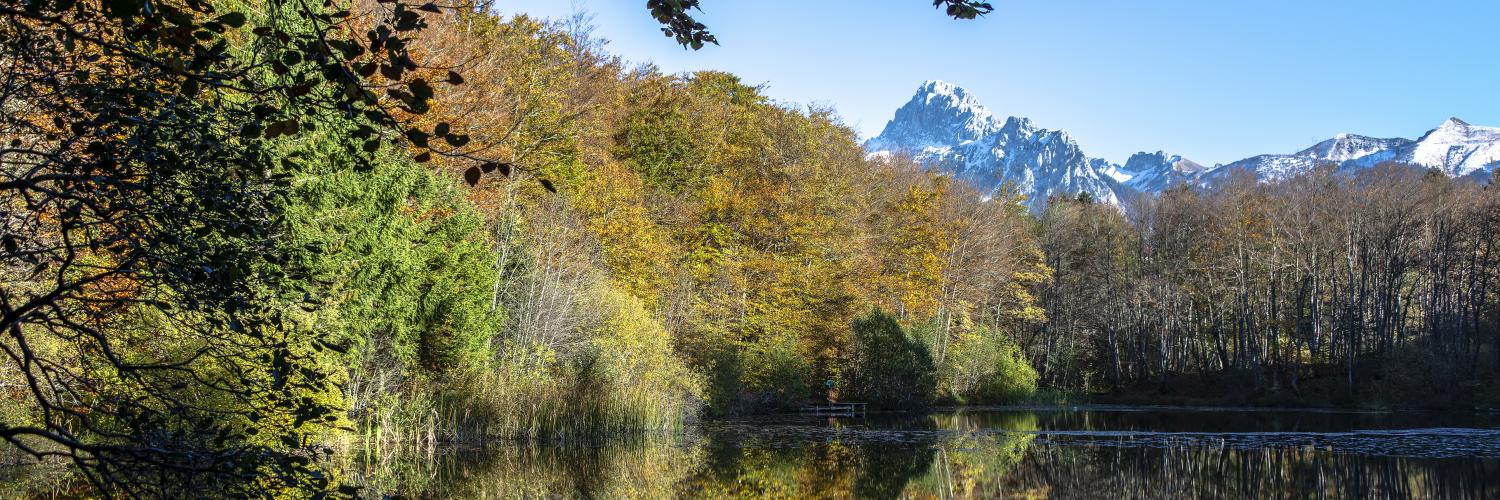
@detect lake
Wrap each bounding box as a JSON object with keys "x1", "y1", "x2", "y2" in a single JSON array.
[{"x1": 340, "y1": 406, "x2": 1500, "y2": 499}]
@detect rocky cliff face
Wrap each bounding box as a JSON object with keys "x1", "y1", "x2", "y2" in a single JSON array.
[{"x1": 865, "y1": 81, "x2": 1121, "y2": 211}]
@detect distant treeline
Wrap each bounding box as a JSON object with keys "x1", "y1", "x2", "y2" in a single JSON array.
[{"x1": 1035, "y1": 166, "x2": 1500, "y2": 407}]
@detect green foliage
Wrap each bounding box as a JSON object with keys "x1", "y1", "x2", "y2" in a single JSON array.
[
  {"x1": 615, "y1": 96, "x2": 712, "y2": 193},
  {"x1": 290, "y1": 139, "x2": 501, "y2": 378},
  {"x1": 740, "y1": 335, "x2": 813, "y2": 410},
  {"x1": 839, "y1": 311, "x2": 937, "y2": 410},
  {"x1": 939, "y1": 319, "x2": 1039, "y2": 404},
  {"x1": 582, "y1": 283, "x2": 706, "y2": 430},
  {"x1": 0, "y1": 28, "x2": 343, "y2": 489}
]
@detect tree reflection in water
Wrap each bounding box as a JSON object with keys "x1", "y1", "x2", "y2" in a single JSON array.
[{"x1": 5, "y1": 408, "x2": 1498, "y2": 497}]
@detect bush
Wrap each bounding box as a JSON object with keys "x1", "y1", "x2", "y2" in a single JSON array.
[
  {"x1": 739, "y1": 335, "x2": 812, "y2": 411},
  {"x1": 286, "y1": 140, "x2": 505, "y2": 446},
  {"x1": 583, "y1": 283, "x2": 705, "y2": 432},
  {"x1": 940, "y1": 321, "x2": 1038, "y2": 404},
  {"x1": 977, "y1": 330, "x2": 1039, "y2": 403},
  {"x1": 420, "y1": 282, "x2": 704, "y2": 442},
  {"x1": 839, "y1": 310, "x2": 936, "y2": 410}
]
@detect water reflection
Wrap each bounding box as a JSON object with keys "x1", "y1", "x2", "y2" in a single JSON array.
[
  {"x1": 344, "y1": 437, "x2": 702, "y2": 498},
  {"x1": 10, "y1": 407, "x2": 1499, "y2": 498},
  {"x1": 999, "y1": 444, "x2": 1499, "y2": 499}
]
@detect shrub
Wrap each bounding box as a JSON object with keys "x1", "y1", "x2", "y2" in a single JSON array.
[
  {"x1": 839, "y1": 310, "x2": 936, "y2": 410},
  {"x1": 740, "y1": 335, "x2": 812, "y2": 411},
  {"x1": 416, "y1": 282, "x2": 704, "y2": 442},
  {"x1": 977, "y1": 330, "x2": 1038, "y2": 403},
  {"x1": 940, "y1": 321, "x2": 1038, "y2": 404}
]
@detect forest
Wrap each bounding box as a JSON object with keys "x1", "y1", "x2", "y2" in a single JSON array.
[
  {"x1": 1038, "y1": 167, "x2": 1500, "y2": 407},
  {"x1": 0, "y1": 0, "x2": 1496, "y2": 495}
]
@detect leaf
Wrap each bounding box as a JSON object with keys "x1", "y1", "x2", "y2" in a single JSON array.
[
  {"x1": 279, "y1": 119, "x2": 301, "y2": 136},
  {"x1": 405, "y1": 129, "x2": 429, "y2": 148},
  {"x1": 463, "y1": 166, "x2": 481, "y2": 187},
  {"x1": 287, "y1": 83, "x2": 313, "y2": 97},
  {"x1": 443, "y1": 134, "x2": 469, "y2": 147},
  {"x1": 216, "y1": 12, "x2": 247, "y2": 28},
  {"x1": 380, "y1": 64, "x2": 402, "y2": 80},
  {"x1": 434, "y1": 122, "x2": 450, "y2": 137},
  {"x1": 498, "y1": 162, "x2": 512, "y2": 177},
  {"x1": 414, "y1": 152, "x2": 431, "y2": 163},
  {"x1": 446, "y1": 70, "x2": 464, "y2": 85},
  {"x1": 104, "y1": 0, "x2": 143, "y2": 19},
  {"x1": 408, "y1": 79, "x2": 434, "y2": 101},
  {"x1": 479, "y1": 162, "x2": 498, "y2": 173},
  {"x1": 417, "y1": 2, "x2": 441, "y2": 13},
  {"x1": 539, "y1": 179, "x2": 556, "y2": 193}
]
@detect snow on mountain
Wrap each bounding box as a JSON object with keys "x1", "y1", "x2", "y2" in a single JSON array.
[
  {"x1": 1212, "y1": 134, "x2": 1412, "y2": 181},
  {"x1": 865, "y1": 82, "x2": 1123, "y2": 211},
  {"x1": 1109, "y1": 151, "x2": 1206, "y2": 194},
  {"x1": 863, "y1": 80, "x2": 1001, "y2": 154},
  {"x1": 1213, "y1": 118, "x2": 1500, "y2": 182},
  {"x1": 866, "y1": 81, "x2": 1500, "y2": 210},
  {"x1": 1299, "y1": 134, "x2": 1412, "y2": 164},
  {"x1": 1406, "y1": 118, "x2": 1500, "y2": 178}
]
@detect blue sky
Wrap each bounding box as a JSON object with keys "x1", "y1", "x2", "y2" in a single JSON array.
[{"x1": 500, "y1": 1, "x2": 1500, "y2": 166}]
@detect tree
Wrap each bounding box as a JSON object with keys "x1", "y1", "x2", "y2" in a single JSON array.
[
  {"x1": 0, "y1": 0, "x2": 509, "y2": 491},
  {"x1": 840, "y1": 310, "x2": 937, "y2": 410}
]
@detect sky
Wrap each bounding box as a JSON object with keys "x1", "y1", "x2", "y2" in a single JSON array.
[{"x1": 499, "y1": 0, "x2": 1500, "y2": 166}]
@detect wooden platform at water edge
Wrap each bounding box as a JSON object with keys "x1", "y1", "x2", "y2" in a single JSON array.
[{"x1": 797, "y1": 402, "x2": 868, "y2": 417}]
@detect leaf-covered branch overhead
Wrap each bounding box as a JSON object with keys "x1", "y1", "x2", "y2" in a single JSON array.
[{"x1": 647, "y1": 0, "x2": 996, "y2": 50}]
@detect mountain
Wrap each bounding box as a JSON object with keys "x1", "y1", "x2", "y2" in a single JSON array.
[
  {"x1": 1106, "y1": 151, "x2": 1207, "y2": 194},
  {"x1": 1404, "y1": 118, "x2": 1500, "y2": 178},
  {"x1": 865, "y1": 81, "x2": 1121, "y2": 211},
  {"x1": 1209, "y1": 119, "x2": 1500, "y2": 183},
  {"x1": 1211, "y1": 134, "x2": 1414, "y2": 183},
  {"x1": 865, "y1": 81, "x2": 1500, "y2": 210}
]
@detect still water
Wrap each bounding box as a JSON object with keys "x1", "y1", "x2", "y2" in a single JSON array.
[{"x1": 347, "y1": 406, "x2": 1500, "y2": 499}]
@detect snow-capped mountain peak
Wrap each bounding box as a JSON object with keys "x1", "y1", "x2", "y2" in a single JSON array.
[
  {"x1": 865, "y1": 82, "x2": 1122, "y2": 211},
  {"x1": 1105, "y1": 151, "x2": 1203, "y2": 194},
  {"x1": 1294, "y1": 133, "x2": 1412, "y2": 164},
  {"x1": 866, "y1": 80, "x2": 1001, "y2": 154},
  {"x1": 1215, "y1": 117, "x2": 1500, "y2": 182},
  {"x1": 1410, "y1": 117, "x2": 1500, "y2": 177}
]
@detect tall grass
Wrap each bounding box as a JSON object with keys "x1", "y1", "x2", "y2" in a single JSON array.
[{"x1": 435, "y1": 357, "x2": 700, "y2": 443}]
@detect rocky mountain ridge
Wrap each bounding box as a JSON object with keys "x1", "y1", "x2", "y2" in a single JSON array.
[{"x1": 865, "y1": 81, "x2": 1500, "y2": 210}]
